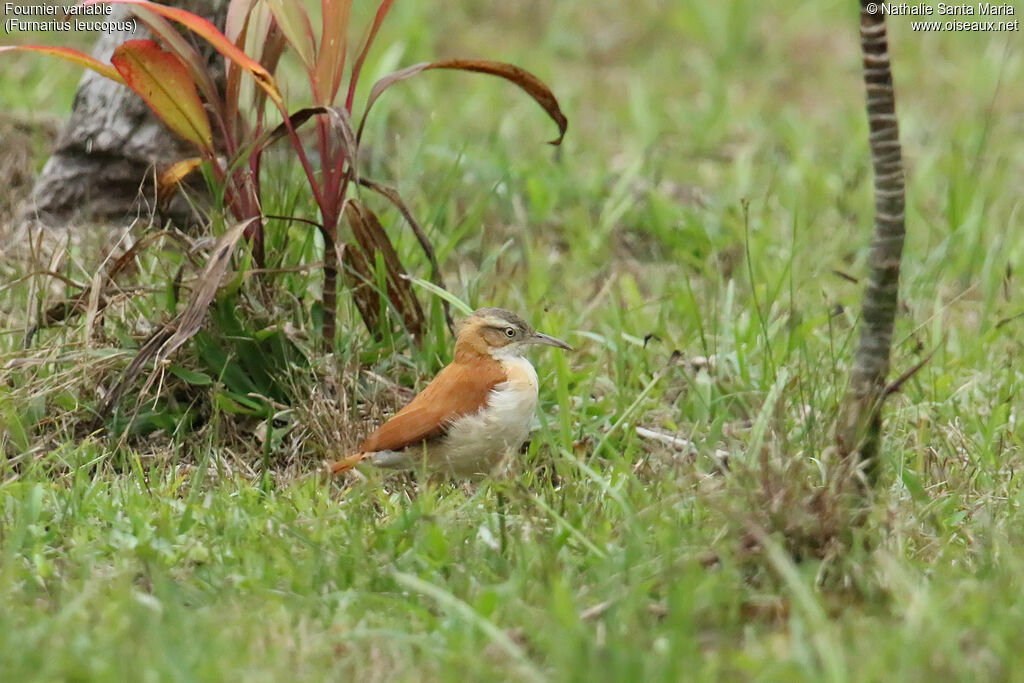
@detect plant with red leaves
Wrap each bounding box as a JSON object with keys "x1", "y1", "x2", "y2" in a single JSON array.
[{"x1": 3, "y1": 0, "x2": 566, "y2": 352}]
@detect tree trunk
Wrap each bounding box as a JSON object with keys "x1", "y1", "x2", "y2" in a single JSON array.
[
  {"x1": 18, "y1": 0, "x2": 228, "y2": 229},
  {"x1": 835, "y1": 1, "x2": 908, "y2": 479}
]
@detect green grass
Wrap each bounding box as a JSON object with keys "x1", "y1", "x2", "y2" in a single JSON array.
[{"x1": 3, "y1": 0, "x2": 1024, "y2": 679}]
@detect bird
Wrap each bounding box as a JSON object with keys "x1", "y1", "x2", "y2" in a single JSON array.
[{"x1": 328, "y1": 307, "x2": 572, "y2": 478}]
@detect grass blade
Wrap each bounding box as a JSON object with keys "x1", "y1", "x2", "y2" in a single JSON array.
[
  {"x1": 402, "y1": 277, "x2": 472, "y2": 316},
  {"x1": 392, "y1": 571, "x2": 544, "y2": 681}
]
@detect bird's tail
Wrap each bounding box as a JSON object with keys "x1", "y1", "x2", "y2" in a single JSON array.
[{"x1": 327, "y1": 452, "x2": 366, "y2": 476}]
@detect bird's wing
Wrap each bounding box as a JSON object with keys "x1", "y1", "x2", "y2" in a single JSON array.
[{"x1": 358, "y1": 358, "x2": 506, "y2": 453}]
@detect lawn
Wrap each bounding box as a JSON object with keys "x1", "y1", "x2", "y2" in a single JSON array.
[{"x1": 2, "y1": 0, "x2": 1024, "y2": 680}]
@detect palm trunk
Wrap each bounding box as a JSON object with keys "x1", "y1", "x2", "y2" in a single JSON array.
[{"x1": 836, "y1": 2, "x2": 907, "y2": 477}]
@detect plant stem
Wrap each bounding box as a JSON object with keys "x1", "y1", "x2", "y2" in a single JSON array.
[{"x1": 322, "y1": 229, "x2": 338, "y2": 348}]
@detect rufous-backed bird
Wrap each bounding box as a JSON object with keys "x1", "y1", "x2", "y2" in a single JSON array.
[{"x1": 328, "y1": 307, "x2": 571, "y2": 478}]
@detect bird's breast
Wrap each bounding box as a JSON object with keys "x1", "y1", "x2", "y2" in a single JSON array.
[{"x1": 434, "y1": 356, "x2": 540, "y2": 476}]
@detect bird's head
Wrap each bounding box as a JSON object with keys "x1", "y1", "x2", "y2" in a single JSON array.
[{"x1": 455, "y1": 307, "x2": 572, "y2": 360}]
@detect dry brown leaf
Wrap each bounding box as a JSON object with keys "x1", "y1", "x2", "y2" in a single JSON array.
[
  {"x1": 356, "y1": 177, "x2": 452, "y2": 333},
  {"x1": 342, "y1": 200, "x2": 424, "y2": 341},
  {"x1": 100, "y1": 218, "x2": 256, "y2": 415},
  {"x1": 359, "y1": 58, "x2": 568, "y2": 146}
]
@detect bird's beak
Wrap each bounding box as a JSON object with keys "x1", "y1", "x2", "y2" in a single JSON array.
[{"x1": 529, "y1": 331, "x2": 573, "y2": 351}]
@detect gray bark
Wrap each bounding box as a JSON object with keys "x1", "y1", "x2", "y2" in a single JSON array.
[{"x1": 18, "y1": 0, "x2": 227, "y2": 228}]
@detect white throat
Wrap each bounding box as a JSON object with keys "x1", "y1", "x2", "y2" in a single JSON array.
[{"x1": 488, "y1": 343, "x2": 527, "y2": 360}]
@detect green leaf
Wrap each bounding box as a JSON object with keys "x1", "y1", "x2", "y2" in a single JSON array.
[
  {"x1": 167, "y1": 365, "x2": 214, "y2": 386},
  {"x1": 213, "y1": 391, "x2": 267, "y2": 417},
  {"x1": 1, "y1": 404, "x2": 31, "y2": 453},
  {"x1": 901, "y1": 469, "x2": 928, "y2": 502}
]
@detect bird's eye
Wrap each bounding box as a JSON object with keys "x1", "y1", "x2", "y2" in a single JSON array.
[{"x1": 504, "y1": 327, "x2": 516, "y2": 338}]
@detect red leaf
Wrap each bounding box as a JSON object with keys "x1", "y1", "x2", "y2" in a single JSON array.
[
  {"x1": 264, "y1": 0, "x2": 317, "y2": 69},
  {"x1": 224, "y1": 0, "x2": 280, "y2": 128},
  {"x1": 85, "y1": 0, "x2": 284, "y2": 108},
  {"x1": 225, "y1": 0, "x2": 258, "y2": 44},
  {"x1": 313, "y1": 0, "x2": 353, "y2": 105},
  {"x1": 112, "y1": 40, "x2": 214, "y2": 153},
  {"x1": 128, "y1": 5, "x2": 217, "y2": 102},
  {"x1": 252, "y1": 105, "x2": 328, "y2": 151},
  {"x1": 360, "y1": 58, "x2": 568, "y2": 145},
  {"x1": 344, "y1": 0, "x2": 393, "y2": 111},
  {"x1": 0, "y1": 45, "x2": 124, "y2": 84}
]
